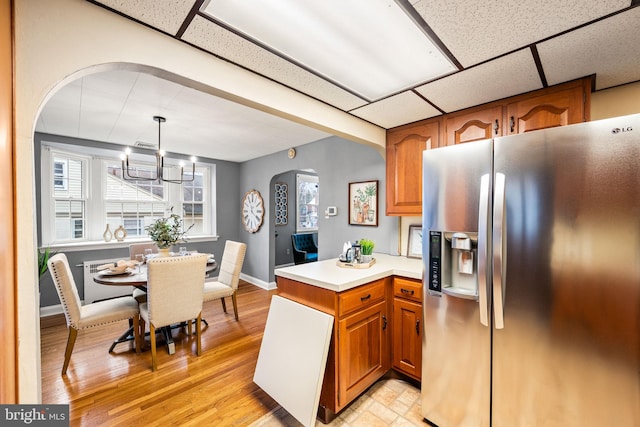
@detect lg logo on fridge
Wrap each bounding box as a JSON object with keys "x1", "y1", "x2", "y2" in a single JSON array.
[{"x1": 611, "y1": 126, "x2": 633, "y2": 134}]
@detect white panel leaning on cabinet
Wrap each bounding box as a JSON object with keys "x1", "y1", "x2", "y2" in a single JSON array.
[{"x1": 254, "y1": 296, "x2": 334, "y2": 427}]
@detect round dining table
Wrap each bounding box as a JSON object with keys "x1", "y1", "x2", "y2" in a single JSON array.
[
  {"x1": 93, "y1": 260, "x2": 218, "y2": 287},
  {"x1": 93, "y1": 259, "x2": 218, "y2": 354}
]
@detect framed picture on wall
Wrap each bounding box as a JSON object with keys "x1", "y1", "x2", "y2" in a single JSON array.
[
  {"x1": 407, "y1": 225, "x2": 423, "y2": 259},
  {"x1": 348, "y1": 180, "x2": 378, "y2": 226}
]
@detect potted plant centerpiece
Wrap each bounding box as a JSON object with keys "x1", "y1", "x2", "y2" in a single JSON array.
[
  {"x1": 145, "y1": 208, "x2": 193, "y2": 256},
  {"x1": 360, "y1": 238, "x2": 375, "y2": 263}
]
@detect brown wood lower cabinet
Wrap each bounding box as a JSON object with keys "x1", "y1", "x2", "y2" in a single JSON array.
[
  {"x1": 338, "y1": 300, "x2": 390, "y2": 407},
  {"x1": 276, "y1": 275, "x2": 421, "y2": 423},
  {"x1": 392, "y1": 277, "x2": 423, "y2": 380}
]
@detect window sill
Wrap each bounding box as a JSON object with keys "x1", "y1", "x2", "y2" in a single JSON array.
[{"x1": 43, "y1": 235, "x2": 219, "y2": 252}]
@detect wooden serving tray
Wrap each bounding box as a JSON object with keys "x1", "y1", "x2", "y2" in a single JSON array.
[{"x1": 336, "y1": 258, "x2": 376, "y2": 269}]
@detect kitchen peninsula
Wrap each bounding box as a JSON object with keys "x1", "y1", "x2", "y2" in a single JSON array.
[{"x1": 274, "y1": 254, "x2": 423, "y2": 422}]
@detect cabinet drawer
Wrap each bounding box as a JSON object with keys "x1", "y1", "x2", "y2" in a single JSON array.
[
  {"x1": 339, "y1": 280, "x2": 386, "y2": 317},
  {"x1": 393, "y1": 277, "x2": 422, "y2": 302}
]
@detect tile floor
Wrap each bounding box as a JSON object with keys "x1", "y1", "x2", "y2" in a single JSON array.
[{"x1": 251, "y1": 378, "x2": 424, "y2": 426}]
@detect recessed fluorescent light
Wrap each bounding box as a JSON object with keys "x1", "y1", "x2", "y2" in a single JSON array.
[{"x1": 201, "y1": 0, "x2": 456, "y2": 101}]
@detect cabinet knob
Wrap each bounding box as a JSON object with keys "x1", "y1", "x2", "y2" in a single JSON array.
[
  {"x1": 510, "y1": 116, "x2": 515, "y2": 133},
  {"x1": 416, "y1": 319, "x2": 420, "y2": 335},
  {"x1": 494, "y1": 119, "x2": 499, "y2": 135},
  {"x1": 360, "y1": 294, "x2": 371, "y2": 302},
  {"x1": 382, "y1": 315, "x2": 387, "y2": 330},
  {"x1": 401, "y1": 288, "x2": 414, "y2": 296}
]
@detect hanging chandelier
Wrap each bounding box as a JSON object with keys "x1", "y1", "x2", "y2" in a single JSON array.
[{"x1": 120, "y1": 116, "x2": 196, "y2": 184}]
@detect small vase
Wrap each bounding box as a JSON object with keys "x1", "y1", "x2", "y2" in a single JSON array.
[
  {"x1": 103, "y1": 224, "x2": 112, "y2": 242},
  {"x1": 114, "y1": 225, "x2": 127, "y2": 242},
  {"x1": 158, "y1": 248, "x2": 171, "y2": 257}
]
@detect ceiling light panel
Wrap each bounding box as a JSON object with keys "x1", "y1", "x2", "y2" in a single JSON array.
[{"x1": 201, "y1": 0, "x2": 456, "y2": 101}]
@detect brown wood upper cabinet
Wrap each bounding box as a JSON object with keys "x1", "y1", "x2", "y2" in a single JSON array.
[
  {"x1": 386, "y1": 76, "x2": 592, "y2": 216},
  {"x1": 385, "y1": 118, "x2": 441, "y2": 216},
  {"x1": 506, "y1": 79, "x2": 589, "y2": 134},
  {"x1": 446, "y1": 104, "x2": 503, "y2": 146}
]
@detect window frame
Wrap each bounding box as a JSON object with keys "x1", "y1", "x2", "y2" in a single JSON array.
[
  {"x1": 41, "y1": 147, "x2": 90, "y2": 244},
  {"x1": 40, "y1": 142, "x2": 216, "y2": 248},
  {"x1": 296, "y1": 173, "x2": 319, "y2": 233}
]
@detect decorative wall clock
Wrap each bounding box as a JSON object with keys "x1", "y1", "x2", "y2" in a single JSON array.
[{"x1": 242, "y1": 189, "x2": 264, "y2": 233}]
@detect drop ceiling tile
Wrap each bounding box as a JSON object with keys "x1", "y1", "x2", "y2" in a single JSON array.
[
  {"x1": 412, "y1": 0, "x2": 629, "y2": 67},
  {"x1": 181, "y1": 15, "x2": 368, "y2": 111},
  {"x1": 416, "y1": 49, "x2": 542, "y2": 113},
  {"x1": 350, "y1": 91, "x2": 441, "y2": 129},
  {"x1": 38, "y1": 107, "x2": 81, "y2": 137},
  {"x1": 126, "y1": 73, "x2": 184, "y2": 111},
  {"x1": 537, "y1": 7, "x2": 640, "y2": 90},
  {"x1": 94, "y1": 0, "x2": 195, "y2": 35},
  {"x1": 37, "y1": 82, "x2": 82, "y2": 136}
]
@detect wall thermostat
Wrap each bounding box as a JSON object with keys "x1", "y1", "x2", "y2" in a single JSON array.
[{"x1": 325, "y1": 206, "x2": 337, "y2": 216}]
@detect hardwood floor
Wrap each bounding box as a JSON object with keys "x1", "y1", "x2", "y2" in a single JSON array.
[{"x1": 40, "y1": 281, "x2": 280, "y2": 426}]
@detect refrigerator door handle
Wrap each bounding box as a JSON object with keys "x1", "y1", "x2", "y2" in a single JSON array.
[
  {"x1": 477, "y1": 174, "x2": 490, "y2": 327},
  {"x1": 493, "y1": 173, "x2": 506, "y2": 329}
]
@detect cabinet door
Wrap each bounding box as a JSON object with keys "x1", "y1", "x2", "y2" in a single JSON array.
[
  {"x1": 392, "y1": 298, "x2": 422, "y2": 380},
  {"x1": 445, "y1": 105, "x2": 503, "y2": 146},
  {"x1": 506, "y1": 83, "x2": 586, "y2": 135},
  {"x1": 338, "y1": 301, "x2": 390, "y2": 408},
  {"x1": 386, "y1": 119, "x2": 441, "y2": 216}
]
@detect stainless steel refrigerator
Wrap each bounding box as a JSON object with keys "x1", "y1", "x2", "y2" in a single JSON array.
[{"x1": 421, "y1": 114, "x2": 640, "y2": 426}]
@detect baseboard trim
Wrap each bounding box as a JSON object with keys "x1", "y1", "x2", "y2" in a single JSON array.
[
  {"x1": 240, "y1": 273, "x2": 277, "y2": 290},
  {"x1": 41, "y1": 312, "x2": 66, "y2": 328}
]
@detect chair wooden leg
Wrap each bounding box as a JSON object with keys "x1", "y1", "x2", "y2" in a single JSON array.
[
  {"x1": 150, "y1": 324, "x2": 157, "y2": 371},
  {"x1": 220, "y1": 297, "x2": 227, "y2": 313},
  {"x1": 187, "y1": 319, "x2": 192, "y2": 336},
  {"x1": 196, "y1": 313, "x2": 202, "y2": 356},
  {"x1": 62, "y1": 327, "x2": 78, "y2": 375},
  {"x1": 231, "y1": 292, "x2": 239, "y2": 321},
  {"x1": 140, "y1": 317, "x2": 146, "y2": 350},
  {"x1": 133, "y1": 315, "x2": 140, "y2": 354}
]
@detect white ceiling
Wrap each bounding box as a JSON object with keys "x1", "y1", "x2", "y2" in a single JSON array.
[{"x1": 36, "y1": 0, "x2": 640, "y2": 162}]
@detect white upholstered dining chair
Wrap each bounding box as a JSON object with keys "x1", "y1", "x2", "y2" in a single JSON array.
[
  {"x1": 203, "y1": 240, "x2": 247, "y2": 321},
  {"x1": 47, "y1": 253, "x2": 141, "y2": 375},
  {"x1": 129, "y1": 243, "x2": 158, "y2": 303},
  {"x1": 139, "y1": 254, "x2": 208, "y2": 371}
]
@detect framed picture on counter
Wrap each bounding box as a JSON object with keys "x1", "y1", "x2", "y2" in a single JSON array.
[
  {"x1": 348, "y1": 180, "x2": 378, "y2": 226},
  {"x1": 407, "y1": 225, "x2": 423, "y2": 259}
]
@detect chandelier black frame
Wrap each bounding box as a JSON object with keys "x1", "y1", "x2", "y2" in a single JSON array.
[{"x1": 120, "y1": 116, "x2": 196, "y2": 184}]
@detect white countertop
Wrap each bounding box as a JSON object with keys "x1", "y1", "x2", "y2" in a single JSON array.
[{"x1": 274, "y1": 253, "x2": 423, "y2": 292}]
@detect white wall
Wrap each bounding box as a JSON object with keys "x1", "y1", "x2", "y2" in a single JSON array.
[{"x1": 591, "y1": 81, "x2": 640, "y2": 120}]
